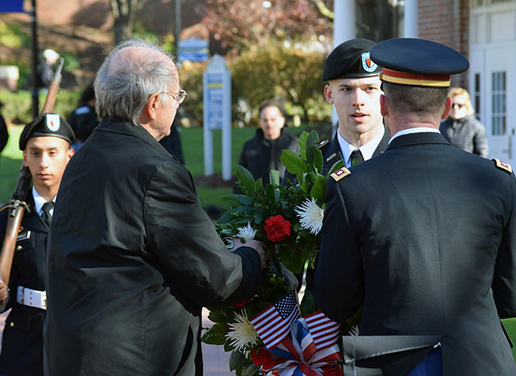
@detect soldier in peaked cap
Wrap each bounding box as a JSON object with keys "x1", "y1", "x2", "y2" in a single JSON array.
[
  {"x1": 314, "y1": 38, "x2": 516, "y2": 376},
  {"x1": 0, "y1": 113, "x2": 74, "y2": 376},
  {"x1": 320, "y1": 38, "x2": 390, "y2": 173}
]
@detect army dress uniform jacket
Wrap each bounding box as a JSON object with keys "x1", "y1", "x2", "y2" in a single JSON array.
[
  {"x1": 314, "y1": 132, "x2": 516, "y2": 375},
  {"x1": 0, "y1": 194, "x2": 49, "y2": 376},
  {"x1": 44, "y1": 118, "x2": 262, "y2": 376},
  {"x1": 320, "y1": 129, "x2": 390, "y2": 174}
]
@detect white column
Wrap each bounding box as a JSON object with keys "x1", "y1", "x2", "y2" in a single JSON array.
[
  {"x1": 332, "y1": 0, "x2": 356, "y2": 130},
  {"x1": 404, "y1": 0, "x2": 418, "y2": 38},
  {"x1": 334, "y1": 0, "x2": 356, "y2": 45}
]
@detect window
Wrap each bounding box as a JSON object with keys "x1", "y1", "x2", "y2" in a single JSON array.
[
  {"x1": 491, "y1": 71, "x2": 506, "y2": 135},
  {"x1": 474, "y1": 73, "x2": 481, "y2": 119}
]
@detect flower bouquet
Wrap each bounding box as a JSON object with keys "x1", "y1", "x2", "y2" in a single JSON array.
[{"x1": 202, "y1": 130, "x2": 347, "y2": 376}]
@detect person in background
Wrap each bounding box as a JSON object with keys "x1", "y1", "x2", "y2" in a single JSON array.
[
  {"x1": 0, "y1": 113, "x2": 74, "y2": 376},
  {"x1": 67, "y1": 82, "x2": 98, "y2": 150},
  {"x1": 36, "y1": 49, "x2": 60, "y2": 91},
  {"x1": 234, "y1": 100, "x2": 298, "y2": 193},
  {"x1": 314, "y1": 38, "x2": 516, "y2": 375},
  {"x1": 0, "y1": 102, "x2": 8, "y2": 155},
  {"x1": 44, "y1": 38, "x2": 265, "y2": 376},
  {"x1": 440, "y1": 86, "x2": 489, "y2": 158}
]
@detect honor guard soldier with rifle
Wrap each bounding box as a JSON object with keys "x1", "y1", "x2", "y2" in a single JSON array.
[
  {"x1": 0, "y1": 114, "x2": 74, "y2": 376},
  {"x1": 0, "y1": 56, "x2": 73, "y2": 376}
]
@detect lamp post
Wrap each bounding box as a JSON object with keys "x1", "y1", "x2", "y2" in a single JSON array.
[{"x1": 30, "y1": 0, "x2": 39, "y2": 118}]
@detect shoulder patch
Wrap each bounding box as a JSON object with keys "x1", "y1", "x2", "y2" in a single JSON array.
[
  {"x1": 317, "y1": 140, "x2": 329, "y2": 149},
  {"x1": 493, "y1": 158, "x2": 513, "y2": 174},
  {"x1": 331, "y1": 167, "x2": 351, "y2": 181}
]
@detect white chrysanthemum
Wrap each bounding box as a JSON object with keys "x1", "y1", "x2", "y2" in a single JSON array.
[
  {"x1": 225, "y1": 309, "x2": 260, "y2": 355},
  {"x1": 295, "y1": 198, "x2": 324, "y2": 235},
  {"x1": 236, "y1": 222, "x2": 257, "y2": 242}
]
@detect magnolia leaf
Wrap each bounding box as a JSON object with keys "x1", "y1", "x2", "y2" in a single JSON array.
[
  {"x1": 281, "y1": 149, "x2": 308, "y2": 175},
  {"x1": 297, "y1": 131, "x2": 309, "y2": 160},
  {"x1": 278, "y1": 243, "x2": 311, "y2": 274},
  {"x1": 236, "y1": 165, "x2": 256, "y2": 194},
  {"x1": 229, "y1": 349, "x2": 249, "y2": 371},
  {"x1": 264, "y1": 183, "x2": 277, "y2": 204},
  {"x1": 299, "y1": 289, "x2": 317, "y2": 317},
  {"x1": 305, "y1": 130, "x2": 323, "y2": 173},
  {"x1": 328, "y1": 159, "x2": 344, "y2": 175},
  {"x1": 269, "y1": 169, "x2": 280, "y2": 186},
  {"x1": 201, "y1": 328, "x2": 225, "y2": 345},
  {"x1": 241, "y1": 363, "x2": 260, "y2": 376},
  {"x1": 221, "y1": 194, "x2": 243, "y2": 206},
  {"x1": 237, "y1": 195, "x2": 253, "y2": 206},
  {"x1": 309, "y1": 175, "x2": 327, "y2": 201}
]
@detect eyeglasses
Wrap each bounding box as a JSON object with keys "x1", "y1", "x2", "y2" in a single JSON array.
[
  {"x1": 161, "y1": 89, "x2": 187, "y2": 104},
  {"x1": 452, "y1": 103, "x2": 465, "y2": 109}
]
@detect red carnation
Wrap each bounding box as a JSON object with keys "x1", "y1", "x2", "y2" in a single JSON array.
[
  {"x1": 264, "y1": 215, "x2": 291, "y2": 242},
  {"x1": 251, "y1": 347, "x2": 277, "y2": 370},
  {"x1": 321, "y1": 364, "x2": 344, "y2": 376}
]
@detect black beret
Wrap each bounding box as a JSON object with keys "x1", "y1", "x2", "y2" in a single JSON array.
[
  {"x1": 322, "y1": 38, "x2": 381, "y2": 81},
  {"x1": 19, "y1": 113, "x2": 75, "y2": 150},
  {"x1": 370, "y1": 38, "x2": 469, "y2": 88}
]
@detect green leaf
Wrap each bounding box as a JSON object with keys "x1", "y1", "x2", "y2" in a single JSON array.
[
  {"x1": 241, "y1": 363, "x2": 260, "y2": 376},
  {"x1": 328, "y1": 159, "x2": 344, "y2": 175},
  {"x1": 280, "y1": 150, "x2": 308, "y2": 175},
  {"x1": 278, "y1": 243, "x2": 311, "y2": 274},
  {"x1": 309, "y1": 175, "x2": 327, "y2": 201},
  {"x1": 236, "y1": 165, "x2": 256, "y2": 194},
  {"x1": 201, "y1": 328, "x2": 225, "y2": 345},
  {"x1": 297, "y1": 131, "x2": 309, "y2": 160},
  {"x1": 305, "y1": 130, "x2": 323, "y2": 173},
  {"x1": 229, "y1": 350, "x2": 249, "y2": 371},
  {"x1": 269, "y1": 169, "x2": 280, "y2": 186},
  {"x1": 264, "y1": 183, "x2": 277, "y2": 204}
]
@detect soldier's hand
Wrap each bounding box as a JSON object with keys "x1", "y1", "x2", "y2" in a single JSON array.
[{"x1": 233, "y1": 238, "x2": 266, "y2": 269}]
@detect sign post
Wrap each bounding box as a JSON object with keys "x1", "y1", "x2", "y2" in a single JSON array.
[{"x1": 203, "y1": 54, "x2": 232, "y2": 180}]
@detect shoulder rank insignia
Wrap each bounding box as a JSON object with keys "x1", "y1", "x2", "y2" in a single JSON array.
[
  {"x1": 316, "y1": 140, "x2": 329, "y2": 149},
  {"x1": 493, "y1": 158, "x2": 513, "y2": 174},
  {"x1": 331, "y1": 167, "x2": 351, "y2": 181}
]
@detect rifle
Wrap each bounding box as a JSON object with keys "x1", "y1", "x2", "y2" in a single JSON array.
[{"x1": 0, "y1": 57, "x2": 65, "y2": 297}]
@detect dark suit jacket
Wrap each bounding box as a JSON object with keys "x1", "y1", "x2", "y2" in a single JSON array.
[
  {"x1": 0, "y1": 194, "x2": 48, "y2": 376},
  {"x1": 314, "y1": 132, "x2": 516, "y2": 375},
  {"x1": 44, "y1": 118, "x2": 262, "y2": 376}
]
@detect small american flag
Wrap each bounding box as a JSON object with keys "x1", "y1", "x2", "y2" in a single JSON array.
[
  {"x1": 304, "y1": 311, "x2": 341, "y2": 350},
  {"x1": 251, "y1": 290, "x2": 300, "y2": 349}
]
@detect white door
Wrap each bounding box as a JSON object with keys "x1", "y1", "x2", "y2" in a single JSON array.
[{"x1": 470, "y1": 2, "x2": 516, "y2": 165}]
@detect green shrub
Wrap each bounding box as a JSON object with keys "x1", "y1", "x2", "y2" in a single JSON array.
[
  {"x1": 0, "y1": 89, "x2": 81, "y2": 125},
  {"x1": 176, "y1": 40, "x2": 331, "y2": 129}
]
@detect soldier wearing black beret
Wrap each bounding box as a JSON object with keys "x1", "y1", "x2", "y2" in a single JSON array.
[
  {"x1": 319, "y1": 38, "x2": 390, "y2": 173},
  {"x1": 0, "y1": 113, "x2": 74, "y2": 375},
  {"x1": 314, "y1": 38, "x2": 516, "y2": 375}
]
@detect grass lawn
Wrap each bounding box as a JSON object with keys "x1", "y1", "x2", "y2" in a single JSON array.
[{"x1": 2, "y1": 123, "x2": 516, "y2": 362}]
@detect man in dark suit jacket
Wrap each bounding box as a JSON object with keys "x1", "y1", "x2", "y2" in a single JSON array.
[
  {"x1": 0, "y1": 113, "x2": 75, "y2": 376},
  {"x1": 44, "y1": 38, "x2": 265, "y2": 376},
  {"x1": 314, "y1": 38, "x2": 516, "y2": 375}
]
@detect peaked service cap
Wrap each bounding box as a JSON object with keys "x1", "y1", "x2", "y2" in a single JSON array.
[
  {"x1": 322, "y1": 38, "x2": 381, "y2": 81},
  {"x1": 370, "y1": 38, "x2": 469, "y2": 88},
  {"x1": 19, "y1": 113, "x2": 75, "y2": 150}
]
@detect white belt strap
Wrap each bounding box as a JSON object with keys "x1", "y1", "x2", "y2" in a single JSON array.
[{"x1": 16, "y1": 286, "x2": 46, "y2": 310}]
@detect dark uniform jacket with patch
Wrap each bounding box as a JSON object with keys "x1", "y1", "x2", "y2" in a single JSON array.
[
  {"x1": 44, "y1": 118, "x2": 262, "y2": 376},
  {"x1": 0, "y1": 194, "x2": 48, "y2": 376},
  {"x1": 314, "y1": 132, "x2": 516, "y2": 375}
]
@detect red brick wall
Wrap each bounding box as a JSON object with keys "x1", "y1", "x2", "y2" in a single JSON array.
[{"x1": 418, "y1": 0, "x2": 470, "y2": 89}]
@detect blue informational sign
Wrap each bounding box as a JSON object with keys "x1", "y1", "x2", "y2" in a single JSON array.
[
  {"x1": 178, "y1": 38, "x2": 209, "y2": 63},
  {"x1": 0, "y1": 0, "x2": 24, "y2": 12},
  {"x1": 206, "y1": 73, "x2": 223, "y2": 130}
]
